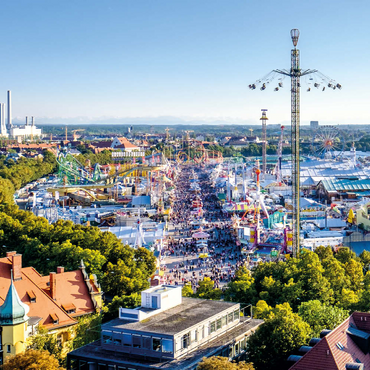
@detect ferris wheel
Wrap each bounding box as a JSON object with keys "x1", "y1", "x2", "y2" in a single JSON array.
[{"x1": 311, "y1": 125, "x2": 345, "y2": 159}]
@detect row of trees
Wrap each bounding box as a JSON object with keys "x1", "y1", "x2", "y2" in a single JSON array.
[
  {"x1": 0, "y1": 205, "x2": 156, "y2": 307},
  {"x1": 185, "y1": 247, "x2": 370, "y2": 370},
  {"x1": 0, "y1": 150, "x2": 57, "y2": 204}
]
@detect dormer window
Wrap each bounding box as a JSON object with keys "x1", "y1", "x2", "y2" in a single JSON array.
[
  {"x1": 50, "y1": 313, "x2": 59, "y2": 325},
  {"x1": 27, "y1": 290, "x2": 36, "y2": 303},
  {"x1": 62, "y1": 303, "x2": 76, "y2": 314}
]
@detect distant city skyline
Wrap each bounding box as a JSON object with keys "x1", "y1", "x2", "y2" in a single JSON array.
[{"x1": 1, "y1": 0, "x2": 369, "y2": 125}]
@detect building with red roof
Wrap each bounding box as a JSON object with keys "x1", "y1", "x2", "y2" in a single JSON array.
[
  {"x1": 0, "y1": 252, "x2": 102, "y2": 364},
  {"x1": 288, "y1": 312, "x2": 370, "y2": 370}
]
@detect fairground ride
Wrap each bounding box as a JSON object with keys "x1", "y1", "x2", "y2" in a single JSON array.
[
  {"x1": 310, "y1": 125, "x2": 345, "y2": 159},
  {"x1": 176, "y1": 143, "x2": 223, "y2": 164},
  {"x1": 249, "y1": 29, "x2": 341, "y2": 257}
]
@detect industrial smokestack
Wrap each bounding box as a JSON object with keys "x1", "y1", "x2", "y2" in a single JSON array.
[
  {"x1": 31, "y1": 116, "x2": 34, "y2": 126},
  {"x1": 0, "y1": 103, "x2": 5, "y2": 135},
  {"x1": 26, "y1": 116, "x2": 28, "y2": 126},
  {"x1": 7, "y1": 90, "x2": 12, "y2": 130}
]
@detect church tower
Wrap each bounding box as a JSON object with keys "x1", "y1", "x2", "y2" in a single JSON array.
[{"x1": 0, "y1": 272, "x2": 29, "y2": 364}]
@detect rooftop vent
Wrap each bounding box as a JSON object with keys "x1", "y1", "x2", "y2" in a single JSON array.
[
  {"x1": 298, "y1": 346, "x2": 312, "y2": 354},
  {"x1": 320, "y1": 329, "x2": 332, "y2": 338},
  {"x1": 287, "y1": 355, "x2": 302, "y2": 363},
  {"x1": 309, "y1": 338, "x2": 321, "y2": 346}
]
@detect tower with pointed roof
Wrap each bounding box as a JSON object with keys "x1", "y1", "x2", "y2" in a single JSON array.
[{"x1": 0, "y1": 272, "x2": 29, "y2": 363}]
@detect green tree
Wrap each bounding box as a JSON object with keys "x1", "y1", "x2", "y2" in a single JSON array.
[
  {"x1": 225, "y1": 267, "x2": 257, "y2": 304},
  {"x1": 1, "y1": 349, "x2": 64, "y2": 370},
  {"x1": 104, "y1": 293, "x2": 141, "y2": 321},
  {"x1": 182, "y1": 283, "x2": 194, "y2": 297},
  {"x1": 0, "y1": 178, "x2": 15, "y2": 206},
  {"x1": 297, "y1": 300, "x2": 349, "y2": 337},
  {"x1": 315, "y1": 245, "x2": 333, "y2": 261},
  {"x1": 335, "y1": 247, "x2": 357, "y2": 265},
  {"x1": 195, "y1": 277, "x2": 222, "y2": 300},
  {"x1": 197, "y1": 356, "x2": 254, "y2": 370},
  {"x1": 29, "y1": 326, "x2": 64, "y2": 365},
  {"x1": 72, "y1": 313, "x2": 102, "y2": 350},
  {"x1": 247, "y1": 303, "x2": 310, "y2": 370}
]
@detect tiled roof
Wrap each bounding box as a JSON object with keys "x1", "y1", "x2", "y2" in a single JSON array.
[
  {"x1": 115, "y1": 137, "x2": 140, "y2": 149},
  {"x1": 0, "y1": 254, "x2": 100, "y2": 330},
  {"x1": 289, "y1": 312, "x2": 370, "y2": 370},
  {"x1": 90, "y1": 141, "x2": 113, "y2": 148}
]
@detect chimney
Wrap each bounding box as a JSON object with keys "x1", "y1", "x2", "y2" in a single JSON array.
[
  {"x1": 6, "y1": 251, "x2": 16, "y2": 257},
  {"x1": 25, "y1": 116, "x2": 28, "y2": 126},
  {"x1": 57, "y1": 266, "x2": 64, "y2": 274},
  {"x1": 31, "y1": 116, "x2": 34, "y2": 126},
  {"x1": 7, "y1": 90, "x2": 11, "y2": 130},
  {"x1": 50, "y1": 272, "x2": 56, "y2": 300},
  {"x1": 12, "y1": 254, "x2": 22, "y2": 281}
]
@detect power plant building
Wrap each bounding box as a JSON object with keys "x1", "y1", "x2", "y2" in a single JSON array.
[{"x1": 0, "y1": 90, "x2": 42, "y2": 139}]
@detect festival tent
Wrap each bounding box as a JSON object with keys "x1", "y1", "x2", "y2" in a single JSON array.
[{"x1": 193, "y1": 231, "x2": 210, "y2": 238}]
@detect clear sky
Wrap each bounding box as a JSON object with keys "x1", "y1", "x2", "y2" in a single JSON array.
[{"x1": 1, "y1": 0, "x2": 369, "y2": 125}]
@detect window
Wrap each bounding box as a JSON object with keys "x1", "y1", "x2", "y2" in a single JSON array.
[
  {"x1": 123, "y1": 334, "x2": 132, "y2": 347},
  {"x1": 228, "y1": 312, "x2": 233, "y2": 323},
  {"x1": 133, "y1": 335, "x2": 141, "y2": 348},
  {"x1": 7, "y1": 345, "x2": 11, "y2": 353},
  {"x1": 162, "y1": 339, "x2": 173, "y2": 353},
  {"x1": 221, "y1": 315, "x2": 227, "y2": 327},
  {"x1": 228, "y1": 345, "x2": 233, "y2": 358},
  {"x1": 50, "y1": 313, "x2": 59, "y2": 325},
  {"x1": 210, "y1": 321, "x2": 216, "y2": 333},
  {"x1": 143, "y1": 336, "x2": 151, "y2": 350},
  {"x1": 182, "y1": 333, "x2": 190, "y2": 349},
  {"x1": 235, "y1": 342, "x2": 240, "y2": 356},
  {"x1": 217, "y1": 318, "x2": 222, "y2": 330},
  {"x1": 102, "y1": 334, "x2": 113, "y2": 344},
  {"x1": 113, "y1": 337, "x2": 122, "y2": 345},
  {"x1": 194, "y1": 329, "x2": 198, "y2": 342},
  {"x1": 234, "y1": 309, "x2": 240, "y2": 321},
  {"x1": 241, "y1": 338, "x2": 246, "y2": 350},
  {"x1": 153, "y1": 338, "x2": 161, "y2": 351}
]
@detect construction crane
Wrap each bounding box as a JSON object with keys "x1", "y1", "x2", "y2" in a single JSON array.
[
  {"x1": 165, "y1": 127, "x2": 173, "y2": 142},
  {"x1": 249, "y1": 29, "x2": 341, "y2": 258},
  {"x1": 72, "y1": 129, "x2": 85, "y2": 141},
  {"x1": 275, "y1": 126, "x2": 285, "y2": 184},
  {"x1": 184, "y1": 130, "x2": 194, "y2": 141},
  {"x1": 260, "y1": 110, "x2": 268, "y2": 181}
]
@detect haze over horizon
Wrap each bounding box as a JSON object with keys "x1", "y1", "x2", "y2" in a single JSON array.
[{"x1": 2, "y1": 0, "x2": 369, "y2": 125}]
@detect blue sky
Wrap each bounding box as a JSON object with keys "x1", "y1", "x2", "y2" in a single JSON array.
[{"x1": 1, "y1": 0, "x2": 369, "y2": 125}]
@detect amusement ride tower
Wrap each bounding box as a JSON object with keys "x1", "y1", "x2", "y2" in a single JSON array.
[
  {"x1": 249, "y1": 29, "x2": 341, "y2": 257},
  {"x1": 260, "y1": 109, "x2": 268, "y2": 181}
]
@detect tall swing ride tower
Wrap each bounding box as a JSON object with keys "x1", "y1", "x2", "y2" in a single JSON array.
[
  {"x1": 260, "y1": 109, "x2": 268, "y2": 181},
  {"x1": 249, "y1": 29, "x2": 341, "y2": 258}
]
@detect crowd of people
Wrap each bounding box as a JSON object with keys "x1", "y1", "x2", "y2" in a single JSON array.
[{"x1": 163, "y1": 165, "x2": 247, "y2": 292}]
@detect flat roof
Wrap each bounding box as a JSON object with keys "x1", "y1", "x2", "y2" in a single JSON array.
[
  {"x1": 69, "y1": 318, "x2": 263, "y2": 370},
  {"x1": 103, "y1": 297, "x2": 238, "y2": 336}
]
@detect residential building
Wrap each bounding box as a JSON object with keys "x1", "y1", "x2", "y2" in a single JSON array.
[
  {"x1": 111, "y1": 137, "x2": 141, "y2": 152},
  {"x1": 0, "y1": 252, "x2": 102, "y2": 364},
  {"x1": 310, "y1": 121, "x2": 319, "y2": 130},
  {"x1": 67, "y1": 285, "x2": 263, "y2": 370},
  {"x1": 288, "y1": 311, "x2": 370, "y2": 370}
]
